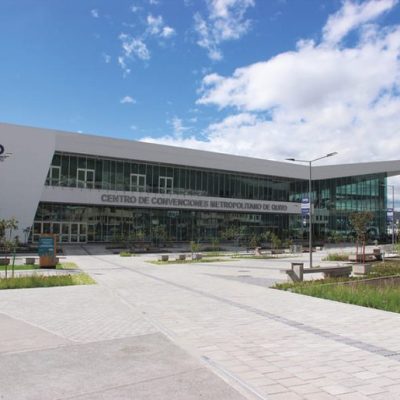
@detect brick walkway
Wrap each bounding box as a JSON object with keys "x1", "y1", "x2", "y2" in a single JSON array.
[{"x1": 1, "y1": 252, "x2": 400, "y2": 399}]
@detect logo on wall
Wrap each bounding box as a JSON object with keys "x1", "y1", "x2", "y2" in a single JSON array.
[{"x1": 0, "y1": 144, "x2": 11, "y2": 162}]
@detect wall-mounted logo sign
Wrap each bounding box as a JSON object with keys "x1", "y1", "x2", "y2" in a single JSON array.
[{"x1": 0, "y1": 144, "x2": 11, "y2": 162}]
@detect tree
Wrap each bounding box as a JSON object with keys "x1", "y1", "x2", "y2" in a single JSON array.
[
  {"x1": 248, "y1": 234, "x2": 259, "y2": 249},
  {"x1": 349, "y1": 211, "x2": 373, "y2": 263},
  {"x1": 152, "y1": 225, "x2": 167, "y2": 247},
  {"x1": 0, "y1": 218, "x2": 19, "y2": 279},
  {"x1": 6, "y1": 217, "x2": 18, "y2": 240},
  {"x1": 270, "y1": 232, "x2": 282, "y2": 250}
]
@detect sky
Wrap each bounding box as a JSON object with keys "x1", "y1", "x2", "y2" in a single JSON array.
[{"x1": 1, "y1": 0, "x2": 400, "y2": 205}]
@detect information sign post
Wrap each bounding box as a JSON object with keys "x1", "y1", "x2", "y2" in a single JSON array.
[{"x1": 38, "y1": 235, "x2": 57, "y2": 268}]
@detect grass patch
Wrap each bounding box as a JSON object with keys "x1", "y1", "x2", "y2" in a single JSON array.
[
  {"x1": 0, "y1": 264, "x2": 38, "y2": 271},
  {"x1": 367, "y1": 261, "x2": 400, "y2": 278},
  {"x1": 120, "y1": 251, "x2": 134, "y2": 257},
  {"x1": 322, "y1": 253, "x2": 350, "y2": 261},
  {"x1": 231, "y1": 255, "x2": 274, "y2": 259},
  {"x1": 148, "y1": 257, "x2": 235, "y2": 265},
  {"x1": 275, "y1": 260, "x2": 400, "y2": 313},
  {"x1": 0, "y1": 262, "x2": 79, "y2": 271},
  {"x1": 0, "y1": 273, "x2": 95, "y2": 290},
  {"x1": 281, "y1": 282, "x2": 400, "y2": 313}
]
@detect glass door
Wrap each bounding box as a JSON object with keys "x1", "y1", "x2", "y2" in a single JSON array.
[
  {"x1": 61, "y1": 223, "x2": 70, "y2": 243},
  {"x1": 79, "y1": 223, "x2": 87, "y2": 243},
  {"x1": 70, "y1": 223, "x2": 79, "y2": 242}
]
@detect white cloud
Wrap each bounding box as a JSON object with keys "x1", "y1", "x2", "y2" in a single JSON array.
[
  {"x1": 118, "y1": 56, "x2": 131, "y2": 76},
  {"x1": 102, "y1": 53, "x2": 111, "y2": 63},
  {"x1": 119, "y1": 34, "x2": 150, "y2": 60},
  {"x1": 194, "y1": 0, "x2": 255, "y2": 60},
  {"x1": 131, "y1": 4, "x2": 141, "y2": 13},
  {"x1": 91, "y1": 9, "x2": 99, "y2": 18},
  {"x1": 143, "y1": 0, "x2": 400, "y2": 194},
  {"x1": 161, "y1": 26, "x2": 175, "y2": 38},
  {"x1": 120, "y1": 96, "x2": 136, "y2": 104},
  {"x1": 147, "y1": 14, "x2": 175, "y2": 38},
  {"x1": 170, "y1": 116, "x2": 190, "y2": 137},
  {"x1": 323, "y1": 0, "x2": 398, "y2": 45},
  {"x1": 117, "y1": 13, "x2": 174, "y2": 75},
  {"x1": 118, "y1": 33, "x2": 150, "y2": 75},
  {"x1": 147, "y1": 14, "x2": 163, "y2": 35}
]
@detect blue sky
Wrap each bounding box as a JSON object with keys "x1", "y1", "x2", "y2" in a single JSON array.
[
  {"x1": 0, "y1": 0, "x2": 341, "y2": 139},
  {"x1": 1, "y1": 0, "x2": 400, "y2": 173}
]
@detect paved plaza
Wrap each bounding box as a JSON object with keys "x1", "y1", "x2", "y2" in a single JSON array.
[{"x1": 1, "y1": 248, "x2": 400, "y2": 399}]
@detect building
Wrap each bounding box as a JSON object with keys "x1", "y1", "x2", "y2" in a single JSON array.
[{"x1": 1, "y1": 123, "x2": 399, "y2": 244}]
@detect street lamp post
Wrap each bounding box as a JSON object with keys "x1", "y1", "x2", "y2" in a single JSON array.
[
  {"x1": 286, "y1": 152, "x2": 338, "y2": 268},
  {"x1": 381, "y1": 184, "x2": 395, "y2": 253}
]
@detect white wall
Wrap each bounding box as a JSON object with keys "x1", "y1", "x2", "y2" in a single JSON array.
[{"x1": 0, "y1": 124, "x2": 55, "y2": 241}]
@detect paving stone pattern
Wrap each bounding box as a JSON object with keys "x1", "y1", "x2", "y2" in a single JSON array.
[{"x1": 1, "y1": 251, "x2": 400, "y2": 399}]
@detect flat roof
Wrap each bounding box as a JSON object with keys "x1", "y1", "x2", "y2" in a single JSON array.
[{"x1": 2, "y1": 122, "x2": 400, "y2": 180}]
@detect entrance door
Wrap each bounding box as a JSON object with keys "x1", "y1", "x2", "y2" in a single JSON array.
[{"x1": 70, "y1": 223, "x2": 87, "y2": 243}]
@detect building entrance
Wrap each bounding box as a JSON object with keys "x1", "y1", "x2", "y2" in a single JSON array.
[{"x1": 32, "y1": 221, "x2": 88, "y2": 243}]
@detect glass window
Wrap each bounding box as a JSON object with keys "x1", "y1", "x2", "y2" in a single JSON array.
[
  {"x1": 46, "y1": 165, "x2": 61, "y2": 186},
  {"x1": 159, "y1": 176, "x2": 173, "y2": 194},
  {"x1": 77, "y1": 168, "x2": 95, "y2": 189},
  {"x1": 130, "y1": 173, "x2": 146, "y2": 192}
]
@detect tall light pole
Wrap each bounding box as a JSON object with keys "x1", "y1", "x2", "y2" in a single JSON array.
[
  {"x1": 381, "y1": 183, "x2": 395, "y2": 253},
  {"x1": 286, "y1": 152, "x2": 338, "y2": 268}
]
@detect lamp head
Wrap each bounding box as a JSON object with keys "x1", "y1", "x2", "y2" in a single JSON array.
[
  {"x1": 326, "y1": 152, "x2": 338, "y2": 157},
  {"x1": 286, "y1": 158, "x2": 296, "y2": 161}
]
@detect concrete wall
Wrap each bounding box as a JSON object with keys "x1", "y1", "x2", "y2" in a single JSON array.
[{"x1": 0, "y1": 124, "x2": 55, "y2": 241}]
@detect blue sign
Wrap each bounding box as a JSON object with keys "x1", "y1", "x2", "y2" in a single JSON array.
[
  {"x1": 387, "y1": 208, "x2": 394, "y2": 222},
  {"x1": 38, "y1": 236, "x2": 55, "y2": 256},
  {"x1": 301, "y1": 198, "x2": 310, "y2": 215}
]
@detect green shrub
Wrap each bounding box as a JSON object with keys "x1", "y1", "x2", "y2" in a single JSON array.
[
  {"x1": 368, "y1": 261, "x2": 400, "y2": 277},
  {"x1": 120, "y1": 251, "x2": 133, "y2": 257},
  {"x1": 290, "y1": 283, "x2": 400, "y2": 313},
  {"x1": 323, "y1": 253, "x2": 349, "y2": 261},
  {"x1": 0, "y1": 273, "x2": 95, "y2": 290}
]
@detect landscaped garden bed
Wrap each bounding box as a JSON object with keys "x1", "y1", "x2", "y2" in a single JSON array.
[
  {"x1": 274, "y1": 261, "x2": 400, "y2": 313},
  {"x1": 0, "y1": 262, "x2": 95, "y2": 290}
]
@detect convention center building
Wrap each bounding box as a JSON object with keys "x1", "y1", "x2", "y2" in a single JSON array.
[{"x1": 1, "y1": 123, "x2": 399, "y2": 244}]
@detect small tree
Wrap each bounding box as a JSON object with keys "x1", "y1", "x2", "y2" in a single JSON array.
[
  {"x1": 152, "y1": 226, "x2": 167, "y2": 247},
  {"x1": 270, "y1": 232, "x2": 282, "y2": 250},
  {"x1": 248, "y1": 234, "x2": 259, "y2": 250},
  {"x1": 261, "y1": 231, "x2": 271, "y2": 246},
  {"x1": 349, "y1": 211, "x2": 373, "y2": 263},
  {"x1": 190, "y1": 241, "x2": 200, "y2": 258},
  {"x1": 211, "y1": 237, "x2": 219, "y2": 252}
]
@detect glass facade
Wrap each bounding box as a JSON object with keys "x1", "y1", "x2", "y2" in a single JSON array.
[
  {"x1": 45, "y1": 152, "x2": 293, "y2": 201},
  {"x1": 31, "y1": 152, "x2": 388, "y2": 243}
]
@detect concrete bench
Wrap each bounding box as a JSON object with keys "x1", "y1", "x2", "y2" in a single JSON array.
[
  {"x1": 176, "y1": 254, "x2": 186, "y2": 261},
  {"x1": 348, "y1": 254, "x2": 377, "y2": 262},
  {"x1": 158, "y1": 255, "x2": 169, "y2": 262},
  {"x1": 25, "y1": 257, "x2": 36, "y2": 265},
  {"x1": 283, "y1": 263, "x2": 352, "y2": 282}
]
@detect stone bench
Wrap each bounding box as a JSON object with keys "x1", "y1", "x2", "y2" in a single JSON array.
[
  {"x1": 283, "y1": 263, "x2": 352, "y2": 282},
  {"x1": 0, "y1": 258, "x2": 10, "y2": 266},
  {"x1": 348, "y1": 254, "x2": 377, "y2": 262},
  {"x1": 25, "y1": 257, "x2": 36, "y2": 265},
  {"x1": 176, "y1": 254, "x2": 186, "y2": 261},
  {"x1": 158, "y1": 255, "x2": 169, "y2": 262}
]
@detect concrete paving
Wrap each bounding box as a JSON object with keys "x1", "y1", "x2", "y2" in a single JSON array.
[{"x1": 0, "y1": 247, "x2": 400, "y2": 399}]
